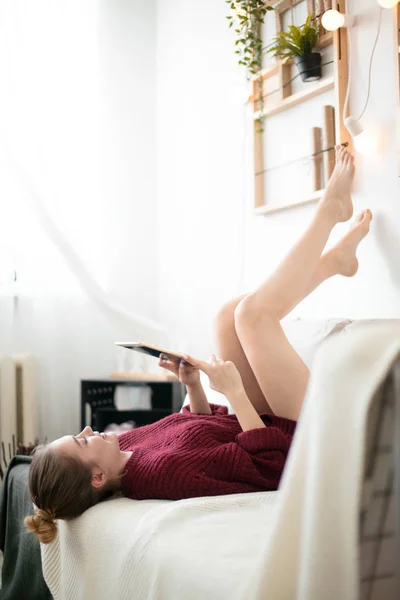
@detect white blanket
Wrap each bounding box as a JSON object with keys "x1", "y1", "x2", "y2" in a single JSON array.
[{"x1": 41, "y1": 324, "x2": 400, "y2": 600}]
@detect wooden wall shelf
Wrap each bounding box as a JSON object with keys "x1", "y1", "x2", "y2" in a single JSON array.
[
  {"x1": 255, "y1": 190, "x2": 324, "y2": 215},
  {"x1": 253, "y1": 75, "x2": 334, "y2": 120},
  {"x1": 252, "y1": 0, "x2": 351, "y2": 214},
  {"x1": 251, "y1": 64, "x2": 279, "y2": 83},
  {"x1": 317, "y1": 31, "x2": 334, "y2": 49}
]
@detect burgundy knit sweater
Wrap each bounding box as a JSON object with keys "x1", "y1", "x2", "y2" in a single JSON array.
[{"x1": 118, "y1": 404, "x2": 296, "y2": 501}]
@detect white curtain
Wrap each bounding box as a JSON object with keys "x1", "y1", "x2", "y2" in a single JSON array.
[
  {"x1": 0, "y1": 0, "x2": 173, "y2": 439},
  {"x1": 0, "y1": 0, "x2": 167, "y2": 341}
]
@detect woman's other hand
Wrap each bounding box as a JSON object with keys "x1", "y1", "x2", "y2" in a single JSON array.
[
  {"x1": 183, "y1": 354, "x2": 243, "y2": 396},
  {"x1": 158, "y1": 354, "x2": 201, "y2": 386}
]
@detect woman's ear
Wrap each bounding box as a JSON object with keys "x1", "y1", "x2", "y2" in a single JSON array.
[{"x1": 91, "y1": 466, "x2": 107, "y2": 489}]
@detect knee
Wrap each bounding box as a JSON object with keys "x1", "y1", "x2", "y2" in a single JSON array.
[
  {"x1": 213, "y1": 299, "x2": 238, "y2": 332},
  {"x1": 234, "y1": 294, "x2": 262, "y2": 331}
]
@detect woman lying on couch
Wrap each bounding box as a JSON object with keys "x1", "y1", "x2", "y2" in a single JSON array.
[{"x1": 25, "y1": 146, "x2": 372, "y2": 545}]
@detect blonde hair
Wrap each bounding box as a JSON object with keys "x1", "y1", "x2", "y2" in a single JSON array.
[
  {"x1": 25, "y1": 444, "x2": 122, "y2": 544},
  {"x1": 25, "y1": 508, "x2": 58, "y2": 545}
]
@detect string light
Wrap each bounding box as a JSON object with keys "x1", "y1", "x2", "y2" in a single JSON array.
[
  {"x1": 344, "y1": 117, "x2": 379, "y2": 154},
  {"x1": 376, "y1": 0, "x2": 398, "y2": 8},
  {"x1": 340, "y1": 2, "x2": 383, "y2": 154},
  {"x1": 353, "y1": 130, "x2": 379, "y2": 155},
  {"x1": 321, "y1": 9, "x2": 355, "y2": 31}
]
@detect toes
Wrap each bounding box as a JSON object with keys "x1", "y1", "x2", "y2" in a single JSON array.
[
  {"x1": 340, "y1": 146, "x2": 355, "y2": 167},
  {"x1": 361, "y1": 209, "x2": 372, "y2": 222},
  {"x1": 354, "y1": 209, "x2": 372, "y2": 229},
  {"x1": 355, "y1": 210, "x2": 365, "y2": 224}
]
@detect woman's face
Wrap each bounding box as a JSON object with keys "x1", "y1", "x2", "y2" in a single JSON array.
[{"x1": 50, "y1": 426, "x2": 127, "y2": 488}]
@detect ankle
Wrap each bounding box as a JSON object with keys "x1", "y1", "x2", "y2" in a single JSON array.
[
  {"x1": 313, "y1": 207, "x2": 337, "y2": 235},
  {"x1": 320, "y1": 250, "x2": 339, "y2": 277}
]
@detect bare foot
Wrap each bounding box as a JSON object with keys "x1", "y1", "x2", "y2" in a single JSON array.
[
  {"x1": 329, "y1": 209, "x2": 373, "y2": 277},
  {"x1": 318, "y1": 146, "x2": 355, "y2": 224}
]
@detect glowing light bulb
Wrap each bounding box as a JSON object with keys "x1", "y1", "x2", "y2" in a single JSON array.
[
  {"x1": 345, "y1": 117, "x2": 363, "y2": 137},
  {"x1": 354, "y1": 131, "x2": 379, "y2": 155},
  {"x1": 321, "y1": 10, "x2": 355, "y2": 31},
  {"x1": 321, "y1": 9, "x2": 345, "y2": 31},
  {"x1": 377, "y1": 0, "x2": 398, "y2": 8},
  {"x1": 344, "y1": 117, "x2": 379, "y2": 155}
]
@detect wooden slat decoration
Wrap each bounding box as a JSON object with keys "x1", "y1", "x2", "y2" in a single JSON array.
[
  {"x1": 254, "y1": 119, "x2": 264, "y2": 209},
  {"x1": 279, "y1": 62, "x2": 292, "y2": 100},
  {"x1": 252, "y1": 0, "x2": 350, "y2": 214},
  {"x1": 312, "y1": 126, "x2": 323, "y2": 191},
  {"x1": 333, "y1": 0, "x2": 352, "y2": 151},
  {"x1": 323, "y1": 105, "x2": 336, "y2": 181}
]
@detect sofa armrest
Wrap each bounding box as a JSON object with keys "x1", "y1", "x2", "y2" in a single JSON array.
[
  {"x1": 254, "y1": 324, "x2": 400, "y2": 600},
  {"x1": 358, "y1": 359, "x2": 400, "y2": 599}
]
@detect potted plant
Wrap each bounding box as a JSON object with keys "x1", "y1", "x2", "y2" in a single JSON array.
[{"x1": 267, "y1": 15, "x2": 321, "y2": 82}]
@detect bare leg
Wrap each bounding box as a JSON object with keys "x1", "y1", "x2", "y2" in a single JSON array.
[
  {"x1": 215, "y1": 252, "x2": 335, "y2": 414},
  {"x1": 215, "y1": 210, "x2": 372, "y2": 415},
  {"x1": 248, "y1": 146, "x2": 355, "y2": 320},
  {"x1": 232, "y1": 148, "x2": 371, "y2": 420}
]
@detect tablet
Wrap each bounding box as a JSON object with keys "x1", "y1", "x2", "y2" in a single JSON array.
[{"x1": 115, "y1": 342, "x2": 193, "y2": 365}]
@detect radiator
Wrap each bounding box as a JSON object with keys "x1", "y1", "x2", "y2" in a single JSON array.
[{"x1": 0, "y1": 354, "x2": 38, "y2": 472}]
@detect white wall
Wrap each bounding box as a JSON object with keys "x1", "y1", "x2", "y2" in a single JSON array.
[
  {"x1": 156, "y1": 0, "x2": 253, "y2": 357},
  {"x1": 0, "y1": 0, "x2": 159, "y2": 440},
  {"x1": 156, "y1": 0, "x2": 400, "y2": 361}
]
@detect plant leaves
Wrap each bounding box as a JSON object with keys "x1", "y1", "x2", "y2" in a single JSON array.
[
  {"x1": 225, "y1": 1, "x2": 277, "y2": 123},
  {"x1": 288, "y1": 25, "x2": 302, "y2": 46},
  {"x1": 267, "y1": 12, "x2": 319, "y2": 59}
]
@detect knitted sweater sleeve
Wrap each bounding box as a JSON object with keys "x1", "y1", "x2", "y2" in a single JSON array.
[
  {"x1": 181, "y1": 403, "x2": 228, "y2": 416},
  {"x1": 235, "y1": 416, "x2": 296, "y2": 457}
]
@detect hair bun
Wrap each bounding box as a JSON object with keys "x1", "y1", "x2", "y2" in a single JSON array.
[{"x1": 24, "y1": 508, "x2": 58, "y2": 544}]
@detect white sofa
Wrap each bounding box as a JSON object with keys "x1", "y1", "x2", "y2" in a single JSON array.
[{"x1": 41, "y1": 318, "x2": 400, "y2": 600}]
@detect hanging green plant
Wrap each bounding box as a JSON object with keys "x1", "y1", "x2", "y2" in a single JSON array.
[
  {"x1": 267, "y1": 15, "x2": 321, "y2": 82},
  {"x1": 225, "y1": 1, "x2": 275, "y2": 132}
]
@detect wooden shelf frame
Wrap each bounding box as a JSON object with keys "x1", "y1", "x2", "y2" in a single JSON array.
[
  {"x1": 252, "y1": 0, "x2": 352, "y2": 214},
  {"x1": 255, "y1": 189, "x2": 324, "y2": 215},
  {"x1": 253, "y1": 75, "x2": 334, "y2": 120}
]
